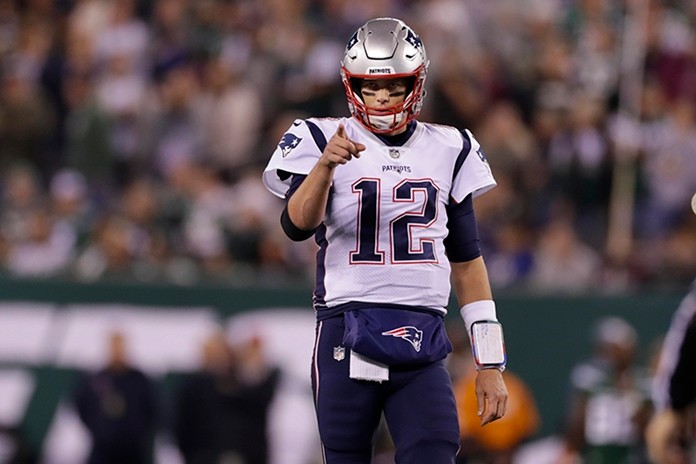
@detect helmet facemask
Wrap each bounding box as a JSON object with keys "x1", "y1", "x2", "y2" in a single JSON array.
[{"x1": 341, "y1": 69, "x2": 426, "y2": 134}]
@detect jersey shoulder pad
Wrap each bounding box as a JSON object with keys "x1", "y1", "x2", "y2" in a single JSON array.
[
  {"x1": 419, "y1": 122, "x2": 465, "y2": 149},
  {"x1": 449, "y1": 127, "x2": 496, "y2": 202}
]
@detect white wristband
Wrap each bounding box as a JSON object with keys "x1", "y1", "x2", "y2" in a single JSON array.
[{"x1": 460, "y1": 300, "x2": 497, "y2": 335}]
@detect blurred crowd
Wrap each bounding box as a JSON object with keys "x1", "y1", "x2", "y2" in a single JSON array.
[{"x1": 0, "y1": 0, "x2": 695, "y2": 291}]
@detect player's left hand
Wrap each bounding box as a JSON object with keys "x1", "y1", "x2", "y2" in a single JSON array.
[{"x1": 475, "y1": 368, "x2": 508, "y2": 426}]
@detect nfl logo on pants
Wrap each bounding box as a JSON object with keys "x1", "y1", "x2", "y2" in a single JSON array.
[{"x1": 333, "y1": 346, "x2": 345, "y2": 361}]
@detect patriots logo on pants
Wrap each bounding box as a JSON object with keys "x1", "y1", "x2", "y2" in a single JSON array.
[
  {"x1": 279, "y1": 133, "x2": 302, "y2": 157},
  {"x1": 382, "y1": 326, "x2": 423, "y2": 352}
]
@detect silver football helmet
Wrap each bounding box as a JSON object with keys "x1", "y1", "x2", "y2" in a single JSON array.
[{"x1": 340, "y1": 18, "x2": 428, "y2": 133}]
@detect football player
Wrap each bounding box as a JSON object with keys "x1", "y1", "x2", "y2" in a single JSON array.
[{"x1": 263, "y1": 17, "x2": 508, "y2": 463}]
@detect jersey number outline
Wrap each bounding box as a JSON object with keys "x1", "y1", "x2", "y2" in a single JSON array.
[{"x1": 350, "y1": 178, "x2": 439, "y2": 264}]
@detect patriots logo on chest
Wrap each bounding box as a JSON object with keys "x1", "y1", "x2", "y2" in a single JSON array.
[
  {"x1": 382, "y1": 326, "x2": 423, "y2": 352},
  {"x1": 279, "y1": 133, "x2": 302, "y2": 157}
]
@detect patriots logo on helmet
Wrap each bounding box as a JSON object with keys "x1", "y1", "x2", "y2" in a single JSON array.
[
  {"x1": 346, "y1": 31, "x2": 359, "y2": 50},
  {"x1": 382, "y1": 326, "x2": 423, "y2": 352},
  {"x1": 405, "y1": 29, "x2": 422, "y2": 49},
  {"x1": 279, "y1": 133, "x2": 302, "y2": 157}
]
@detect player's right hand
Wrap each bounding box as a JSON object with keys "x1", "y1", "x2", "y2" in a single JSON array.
[{"x1": 320, "y1": 124, "x2": 366, "y2": 169}]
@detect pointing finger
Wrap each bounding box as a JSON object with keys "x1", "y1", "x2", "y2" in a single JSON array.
[{"x1": 336, "y1": 124, "x2": 347, "y2": 139}]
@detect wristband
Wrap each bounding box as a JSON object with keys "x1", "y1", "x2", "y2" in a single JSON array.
[{"x1": 460, "y1": 300, "x2": 497, "y2": 334}]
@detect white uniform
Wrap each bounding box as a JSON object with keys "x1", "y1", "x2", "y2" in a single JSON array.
[{"x1": 263, "y1": 117, "x2": 495, "y2": 314}]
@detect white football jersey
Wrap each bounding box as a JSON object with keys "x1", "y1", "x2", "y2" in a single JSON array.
[{"x1": 263, "y1": 117, "x2": 495, "y2": 314}]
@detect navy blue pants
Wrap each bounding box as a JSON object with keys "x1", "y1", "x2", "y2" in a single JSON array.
[{"x1": 312, "y1": 315, "x2": 460, "y2": 463}]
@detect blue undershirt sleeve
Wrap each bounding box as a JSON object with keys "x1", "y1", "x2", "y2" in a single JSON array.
[
  {"x1": 444, "y1": 194, "x2": 481, "y2": 262},
  {"x1": 280, "y1": 174, "x2": 316, "y2": 241}
]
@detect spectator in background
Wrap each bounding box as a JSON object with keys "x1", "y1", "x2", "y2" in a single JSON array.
[
  {"x1": 560, "y1": 316, "x2": 653, "y2": 464},
  {"x1": 67, "y1": 0, "x2": 113, "y2": 46},
  {"x1": 0, "y1": 63, "x2": 54, "y2": 179},
  {"x1": 85, "y1": 0, "x2": 149, "y2": 188},
  {"x1": 225, "y1": 168, "x2": 283, "y2": 269},
  {"x1": 529, "y1": 215, "x2": 603, "y2": 294},
  {"x1": 483, "y1": 220, "x2": 536, "y2": 291},
  {"x1": 545, "y1": 94, "x2": 611, "y2": 246},
  {"x1": 196, "y1": 52, "x2": 263, "y2": 175},
  {"x1": 0, "y1": 164, "x2": 45, "y2": 245},
  {"x1": 0, "y1": 0, "x2": 20, "y2": 58},
  {"x1": 4, "y1": 205, "x2": 75, "y2": 278},
  {"x1": 174, "y1": 329, "x2": 280, "y2": 464},
  {"x1": 637, "y1": 100, "x2": 696, "y2": 240},
  {"x1": 49, "y1": 168, "x2": 96, "y2": 250},
  {"x1": 73, "y1": 214, "x2": 139, "y2": 282},
  {"x1": 425, "y1": 58, "x2": 490, "y2": 131},
  {"x1": 148, "y1": 0, "x2": 191, "y2": 67},
  {"x1": 145, "y1": 55, "x2": 204, "y2": 180},
  {"x1": 474, "y1": 100, "x2": 543, "y2": 209},
  {"x1": 167, "y1": 161, "x2": 235, "y2": 279},
  {"x1": 62, "y1": 67, "x2": 116, "y2": 200},
  {"x1": 646, "y1": 278, "x2": 696, "y2": 464},
  {"x1": 93, "y1": 0, "x2": 148, "y2": 73},
  {"x1": 94, "y1": 51, "x2": 149, "y2": 187},
  {"x1": 72, "y1": 330, "x2": 158, "y2": 464},
  {"x1": 117, "y1": 176, "x2": 172, "y2": 281}
]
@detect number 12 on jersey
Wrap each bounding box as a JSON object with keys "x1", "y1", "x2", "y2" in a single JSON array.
[{"x1": 350, "y1": 178, "x2": 439, "y2": 264}]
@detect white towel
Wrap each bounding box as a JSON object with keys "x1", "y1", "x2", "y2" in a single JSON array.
[{"x1": 349, "y1": 350, "x2": 389, "y2": 382}]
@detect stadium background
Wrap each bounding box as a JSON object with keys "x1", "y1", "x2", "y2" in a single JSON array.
[{"x1": 0, "y1": 0, "x2": 695, "y2": 462}]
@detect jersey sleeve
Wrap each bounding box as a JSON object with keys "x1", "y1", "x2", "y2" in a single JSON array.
[
  {"x1": 450, "y1": 129, "x2": 496, "y2": 204},
  {"x1": 262, "y1": 119, "x2": 325, "y2": 198}
]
